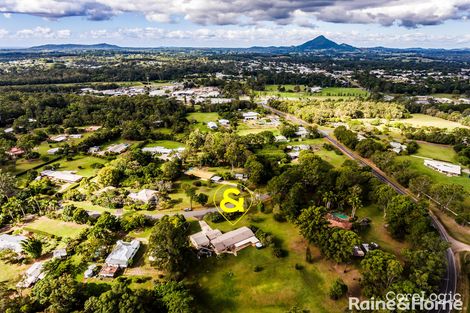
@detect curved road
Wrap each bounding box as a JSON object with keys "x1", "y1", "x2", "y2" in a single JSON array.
[{"x1": 261, "y1": 104, "x2": 460, "y2": 313}]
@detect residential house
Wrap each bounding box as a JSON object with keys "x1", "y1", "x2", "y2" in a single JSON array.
[
  {"x1": 69, "y1": 134, "x2": 82, "y2": 139},
  {"x1": 242, "y1": 112, "x2": 260, "y2": 121},
  {"x1": 17, "y1": 262, "x2": 46, "y2": 288},
  {"x1": 84, "y1": 264, "x2": 98, "y2": 278},
  {"x1": 210, "y1": 175, "x2": 223, "y2": 183},
  {"x1": 218, "y1": 119, "x2": 230, "y2": 126},
  {"x1": 40, "y1": 170, "x2": 83, "y2": 183},
  {"x1": 310, "y1": 86, "x2": 322, "y2": 93},
  {"x1": 274, "y1": 135, "x2": 288, "y2": 143},
  {"x1": 424, "y1": 159, "x2": 461, "y2": 176},
  {"x1": 207, "y1": 122, "x2": 218, "y2": 130},
  {"x1": 53, "y1": 248, "x2": 67, "y2": 259},
  {"x1": 128, "y1": 189, "x2": 158, "y2": 204},
  {"x1": 389, "y1": 142, "x2": 407, "y2": 154},
  {"x1": 295, "y1": 127, "x2": 309, "y2": 138},
  {"x1": 105, "y1": 239, "x2": 141, "y2": 268},
  {"x1": 0, "y1": 234, "x2": 27, "y2": 253},
  {"x1": 50, "y1": 135, "x2": 68, "y2": 142},
  {"x1": 88, "y1": 146, "x2": 100, "y2": 154},
  {"x1": 4, "y1": 127, "x2": 14, "y2": 133},
  {"x1": 47, "y1": 148, "x2": 61, "y2": 155},
  {"x1": 189, "y1": 221, "x2": 260, "y2": 256},
  {"x1": 105, "y1": 143, "x2": 130, "y2": 154},
  {"x1": 7, "y1": 147, "x2": 25, "y2": 158}
]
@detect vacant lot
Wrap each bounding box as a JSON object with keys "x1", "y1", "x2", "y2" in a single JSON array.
[
  {"x1": 415, "y1": 142, "x2": 458, "y2": 163},
  {"x1": 145, "y1": 140, "x2": 185, "y2": 149},
  {"x1": 22, "y1": 216, "x2": 88, "y2": 238},
  {"x1": 188, "y1": 214, "x2": 356, "y2": 313},
  {"x1": 396, "y1": 114, "x2": 468, "y2": 130}
]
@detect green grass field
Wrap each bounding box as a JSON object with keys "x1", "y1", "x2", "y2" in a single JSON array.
[
  {"x1": 0, "y1": 261, "x2": 29, "y2": 286},
  {"x1": 314, "y1": 87, "x2": 368, "y2": 97},
  {"x1": 187, "y1": 112, "x2": 220, "y2": 124},
  {"x1": 396, "y1": 114, "x2": 468, "y2": 130},
  {"x1": 415, "y1": 142, "x2": 458, "y2": 163},
  {"x1": 187, "y1": 112, "x2": 221, "y2": 132},
  {"x1": 398, "y1": 156, "x2": 470, "y2": 193},
  {"x1": 188, "y1": 214, "x2": 353, "y2": 313},
  {"x1": 23, "y1": 216, "x2": 88, "y2": 238},
  {"x1": 145, "y1": 140, "x2": 185, "y2": 149}
]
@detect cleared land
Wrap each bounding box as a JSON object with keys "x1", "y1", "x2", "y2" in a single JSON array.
[
  {"x1": 22, "y1": 216, "x2": 88, "y2": 238},
  {"x1": 395, "y1": 114, "x2": 468, "y2": 130}
]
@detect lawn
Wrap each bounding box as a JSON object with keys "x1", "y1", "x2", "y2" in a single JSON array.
[
  {"x1": 22, "y1": 216, "x2": 88, "y2": 238},
  {"x1": 145, "y1": 140, "x2": 185, "y2": 149},
  {"x1": 0, "y1": 261, "x2": 29, "y2": 286},
  {"x1": 356, "y1": 205, "x2": 409, "y2": 257},
  {"x1": 314, "y1": 87, "x2": 368, "y2": 97},
  {"x1": 395, "y1": 114, "x2": 468, "y2": 130},
  {"x1": 398, "y1": 156, "x2": 470, "y2": 193},
  {"x1": 187, "y1": 112, "x2": 220, "y2": 124},
  {"x1": 415, "y1": 142, "x2": 458, "y2": 163},
  {"x1": 54, "y1": 155, "x2": 108, "y2": 177},
  {"x1": 187, "y1": 112, "x2": 221, "y2": 132},
  {"x1": 188, "y1": 214, "x2": 357, "y2": 313}
]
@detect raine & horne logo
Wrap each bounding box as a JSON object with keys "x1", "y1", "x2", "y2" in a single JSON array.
[{"x1": 212, "y1": 184, "x2": 254, "y2": 225}]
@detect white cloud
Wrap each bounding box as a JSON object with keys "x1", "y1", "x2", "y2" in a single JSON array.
[
  {"x1": 0, "y1": 28, "x2": 8, "y2": 38},
  {"x1": 0, "y1": 0, "x2": 469, "y2": 27},
  {"x1": 14, "y1": 27, "x2": 71, "y2": 39}
]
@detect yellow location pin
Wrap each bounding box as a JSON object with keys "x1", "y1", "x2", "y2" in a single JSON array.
[{"x1": 220, "y1": 188, "x2": 245, "y2": 213}]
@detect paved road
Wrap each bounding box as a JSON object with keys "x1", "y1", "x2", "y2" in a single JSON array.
[
  {"x1": 144, "y1": 208, "x2": 217, "y2": 220},
  {"x1": 261, "y1": 104, "x2": 460, "y2": 313}
]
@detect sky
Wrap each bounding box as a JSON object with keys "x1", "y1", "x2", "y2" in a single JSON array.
[{"x1": 1, "y1": 0, "x2": 470, "y2": 48}]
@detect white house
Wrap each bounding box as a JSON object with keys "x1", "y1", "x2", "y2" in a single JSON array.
[
  {"x1": 47, "y1": 148, "x2": 61, "y2": 155},
  {"x1": 142, "y1": 146, "x2": 172, "y2": 154},
  {"x1": 0, "y1": 234, "x2": 26, "y2": 253},
  {"x1": 128, "y1": 189, "x2": 158, "y2": 204},
  {"x1": 390, "y1": 142, "x2": 407, "y2": 154},
  {"x1": 207, "y1": 122, "x2": 218, "y2": 130},
  {"x1": 17, "y1": 262, "x2": 46, "y2": 288},
  {"x1": 40, "y1": 170, "x2": 83, "y2": 183},
  {"x1": 105, "y1": 240, "x2": 141, "y2": 268},
  {"x1": 274, "y1": 135, "x2": 288, "y2": 143},
  {"x1": 243, "y1": 112, "x2": 260, "y2": 121},
  {"x1": 310, "y1": 86, "x2": 322, "y2": 93},
  {"x1": 106, "y1": 143, "x2": 129, "y2": 154},
  {"x1": 218, "y1": 119, "x2": 230, "y2": 126},
  {"x1": 50, "y1": 135, "x2": 68, "y2": 142},
  {"x1": 424, "y1": 160, "x2": 461, "y2": 176},
  {"x1": 295, "y1": 127, "x2": 309, "y2": 138},
  {"x1": 52, "y1": 248, "x2": 67, "y2": 259}
]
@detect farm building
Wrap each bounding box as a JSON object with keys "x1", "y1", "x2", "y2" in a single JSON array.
[{"x1": 424, "y1": 159, "x2": 461, "y2": 176}]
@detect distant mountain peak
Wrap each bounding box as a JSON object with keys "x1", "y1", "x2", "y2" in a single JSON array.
[
  {"x1": 29, "y1": 43, "x2": 122, "y2": 50},
  {"x1": 296, "y1": 35, "x2": 356, "y2": 51}
]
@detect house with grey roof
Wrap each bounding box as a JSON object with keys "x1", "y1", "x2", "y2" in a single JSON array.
[
  {"x1": 189, "y1": 221, "x2": 260, "y2": 256},
  {"x1": 105, "y1": 240, "x2": 141, "y2": 268},
  {"x1": 0, "y1": 234, "x2": 27, "y2": 253}
]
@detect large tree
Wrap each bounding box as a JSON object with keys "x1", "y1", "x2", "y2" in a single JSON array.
[
  {"x1": 148, "y1": 215, "x2": 190, "y2": 278},
  {"x1": 360, "y1": 250, "x2": 403, "y2": 297}
]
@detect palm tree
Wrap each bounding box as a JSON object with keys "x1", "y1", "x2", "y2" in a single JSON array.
[
  {"x1": 21, "y1": 238, "x2": 43, "y2": 259},
  {"x1": 322, "y1": 191, "x2": 337, "y2": 210},
  {"x1": 347, "y1": 185, "x2": 363, "y2": 219}
]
